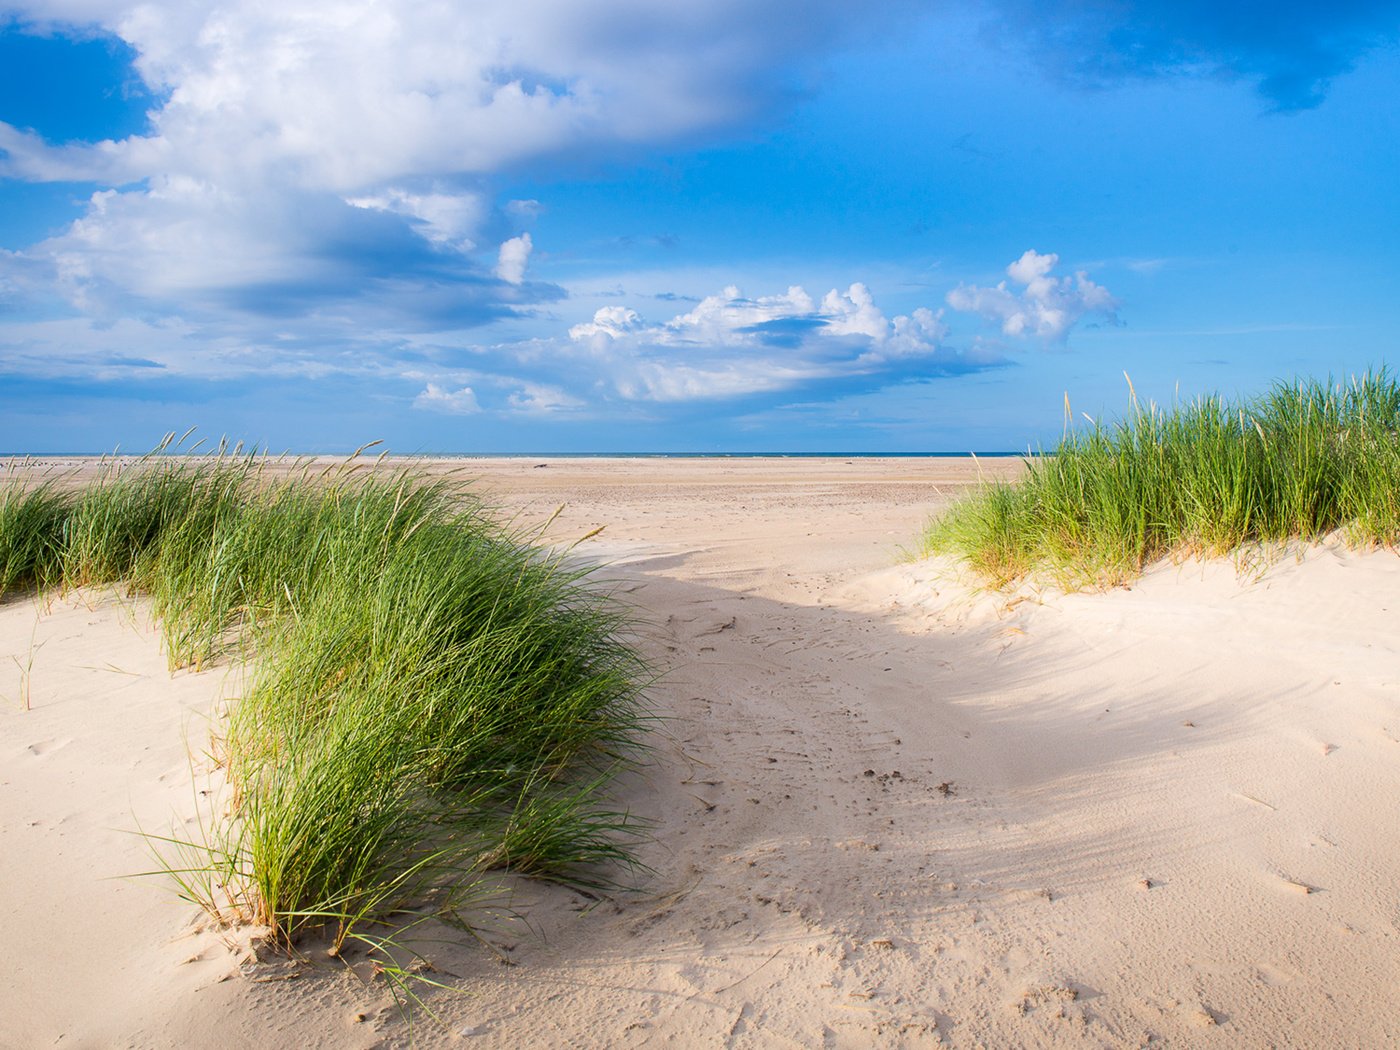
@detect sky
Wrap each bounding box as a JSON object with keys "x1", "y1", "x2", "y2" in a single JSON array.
[{"x1": 1, "y1": 2, "x2": 1398, "y2": 454}]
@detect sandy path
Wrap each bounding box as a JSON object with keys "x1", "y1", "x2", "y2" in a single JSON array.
[{"x1": 3, "y1": 457, "x2": 1398, "y2": 1048}]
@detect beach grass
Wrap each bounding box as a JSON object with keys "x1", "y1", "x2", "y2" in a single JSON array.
[
  {"x1": 0, "y1": 444, "x2": 648, "y2": 955},
  {"x1": 922, "y1": 372, "x2": 1400, "y2": 588},
  {"x1": 0, "y1": 462, "x2": 71, "y2": 595}
]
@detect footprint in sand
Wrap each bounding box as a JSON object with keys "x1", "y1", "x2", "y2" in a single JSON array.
[
  {"x1": 1255, "y1": 963, "x2": 1298, "y2": 987},
  {"x1": 25, "y1": 737, "x2": 71, "y2": 757}
]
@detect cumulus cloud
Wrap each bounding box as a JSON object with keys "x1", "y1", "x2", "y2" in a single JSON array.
[
  {"x1": 413, "y1": 383, "x2": 481, "y2": 414},
  {"x1": 344, "y1": 189, "x2": 484, "y2": 251},
  {"x1": 887, "y1": 308, "x2": 950, "y2": 358},
  {"x1": 568, "y1": 305, "x2": 646, "y2": 341},
  {"x1": 5, "y1": 0, "x2": 913, "y2": 188},
  {"x1": 17, "y1": 175, "x2": 550, "y2": 336},
  {"x1": 663, "y1": 285, "x2": 817, "y2": 347},
  {"x1": 819, "y1": 283, "x2": 886, "y2": 340},
  {"x1": 562, "y1": 281, "x2": 957, "y2": 402},
  {"x1": 506, "y1": 381, "x2": 584, "y2": 415},
  {"x1": 495, "y1": 233, "x2": 533, "y2": 285},
  {"x1": 946, "y1": 250, "x2": 1118, "y2": 341}
]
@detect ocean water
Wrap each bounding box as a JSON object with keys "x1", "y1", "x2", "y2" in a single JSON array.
[
  {"x1": 422, "y1": 451, "x2": 1026, "y2": 459},
  {"x1": 2, "y1": 450, "x2": 1030, "y2": 460}
]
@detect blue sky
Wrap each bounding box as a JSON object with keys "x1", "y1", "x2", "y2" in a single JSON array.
[{"x1": 1, "y1": 2, "x2": 1398, "y2": 453}]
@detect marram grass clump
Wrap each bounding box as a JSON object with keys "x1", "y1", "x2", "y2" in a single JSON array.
[
  {"x1": 0, "y1": 443, "x2": 648, "y2": 960},
  {"x1": 922, "y1": 372, "x2": 1400, "y2": 588}
]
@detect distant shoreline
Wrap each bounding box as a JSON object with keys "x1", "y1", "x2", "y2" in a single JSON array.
[{"x1": 1, "y1": 450, "x2": 1029, "y2": 460}]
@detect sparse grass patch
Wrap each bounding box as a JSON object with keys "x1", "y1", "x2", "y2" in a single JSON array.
[
  {"x1": 0, "y1": 443, "x2": 648, "y2": 965},
  {"x1": 922, "y1": 372, "x2": 1400, "y2": 588}
]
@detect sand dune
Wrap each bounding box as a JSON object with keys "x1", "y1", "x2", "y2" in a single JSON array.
[{"x1": 3, "y1": 457, "x2": 1397, "y2": 1048}]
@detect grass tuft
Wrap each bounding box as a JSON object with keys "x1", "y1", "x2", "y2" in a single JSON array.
[
  {"x1": 1, "y1": 447, "x2": 648, "y2": 961},
  {"x1": 0, "y1": 461, "x2": 72, "y2": 595},
  {"x1": 922, "y1": 371, "x2": 1400, "y2": 588}
]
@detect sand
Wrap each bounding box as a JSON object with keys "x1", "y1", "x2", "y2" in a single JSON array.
[{"x1": 3, "y1": 456, "x2": 1398, "y2": 1048}]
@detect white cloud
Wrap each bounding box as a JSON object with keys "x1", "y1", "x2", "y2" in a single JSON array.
[
  {"x1": 569, "y1": 305, "x2": 645, "y2": 342},
  {"x1": 495, "y1": 233, "x2": 533, "y2": 285},
  {"x1": 946, "y1": 249, "x2": 1118, "y2": 341},
  {"x1": 506, "y1": 381, "x2": 584, "y2": 414},
  {"x1": 400, "y1": 367, "x2": 587, "y2": 416},
  {"x1": 666, "y1": 285, "x2": 816, "y2": 344},
  {"x1": 345, "y1": 188, "x2": 484, "y2": 251},
  {"x1": 49, "y1": 179, "x2": 312, "y2": 304},
  {"x1": 619, "y1": 360, "x2": 818, "y2": 402},
  {"x1": 563, "y1": 281, "x2": 954, "y2": 402},
  {"x1": 819, "y1": 283, "x2": 885, "y2": 340},
  {"x1": 3, "y1": 0, "x2": 896, "y2": 192},
  {"x1": 885, "y1": 307, "x2": 949, "y2": 358},
  {"x1": 413, "y1": 383, "x2": 481, "y2": 414}
]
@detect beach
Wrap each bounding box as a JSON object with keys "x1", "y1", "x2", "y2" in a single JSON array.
[{"x1": 4, "y1": 455, "x2": 1398, "y2": 1048}]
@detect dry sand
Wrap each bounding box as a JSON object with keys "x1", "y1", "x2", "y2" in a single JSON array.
[{"x1": 3, "y1": 456, "x2": 1398, "y2": 1048}]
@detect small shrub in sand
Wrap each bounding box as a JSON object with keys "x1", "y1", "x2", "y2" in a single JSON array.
[
  {"x1": 0, "y1": 444, "x2": 647, "y2": 967},
  {"x1": 922, "y1": 372, "x2": 1400, "y2": 588}
]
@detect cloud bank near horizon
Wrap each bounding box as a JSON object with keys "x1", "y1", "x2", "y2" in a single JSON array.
[
  {"x1": 404, "y1": 260, "x2": 1113, "y2": 419},
  {"x1": 0, "y1": 255, "x2": 1114, "y2": 424}
]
